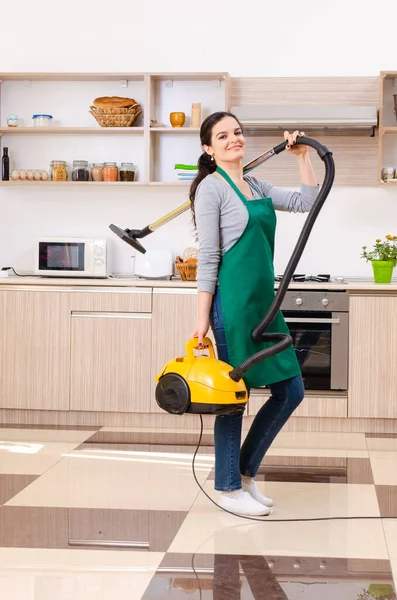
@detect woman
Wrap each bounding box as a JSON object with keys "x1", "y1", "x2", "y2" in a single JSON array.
[{"x1": 190, "y1": 111, "x2": 319, "y2": 517}]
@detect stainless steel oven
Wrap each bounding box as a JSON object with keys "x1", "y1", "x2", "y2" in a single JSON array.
[{"x1": 280, "y1": 290, "x2": 349, "y2": 392}]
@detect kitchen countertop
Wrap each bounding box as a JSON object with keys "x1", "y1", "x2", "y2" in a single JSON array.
[{"x1": 1, "y1": 275, "x2": 397, "y2": 292}]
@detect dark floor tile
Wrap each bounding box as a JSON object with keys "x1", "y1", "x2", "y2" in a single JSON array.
[
  {"x1": 0, "y1": 474, "x2": 38, "y2": 505},
  {"x1": 75, "y1": 441, "x2": 214, "y2": 455},
  {"x1": 366, "y1": 433, "x2": 397, "y2": 439},
  {"x1": 206, "y1": 456, "x2": 373, "y2": 484},
  {"x1": 376, "y1": 485, "x2": 397, "y2": 517},
  {"x1": 85, "y1": 430, "x2": 214, "y2": 446},
  {"x1": 0, "y1": 424, "x2": 100, "y2": 431},
  {"x1": 142, "y1": 554, "x2": 394, "y2": 599},
  {"x1": 0, "y1": 506, "x2": 187, "y2": 552}
]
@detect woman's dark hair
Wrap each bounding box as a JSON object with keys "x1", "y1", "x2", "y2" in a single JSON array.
[{"x1": 189, "y1": 111, "x2": 243, "y2": 226}]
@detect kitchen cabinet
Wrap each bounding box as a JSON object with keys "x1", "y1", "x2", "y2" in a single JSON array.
[
  {"x1": 150, "y1": 289, "x2": 198, "y2": 413},
  {"x1": 69, "y1": 289, "x2": 152, "y2": 412},
  {"x1": 378, "y1": 71, "x2": 397, "y2": 184},
  {"x1": 0, "y1": 288, "x2": 71, "y2": 410},
  {"x1": 348, "y1": 295, "x2": 397, "y2": 418},
  {"x1": 150, "y1": 289, "x2": 216, "y2": 414},
  {"x1": 0, "y1": 71, "x2": 230, "y2": 186}
]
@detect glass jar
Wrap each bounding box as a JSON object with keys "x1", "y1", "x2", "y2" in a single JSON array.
[
  {"x1": 50, "y1": 160, "x2": 68, "y2": 181},
  {"x1": 119, "y1": 162, "x2": 135, "y2": 182},
  {"x1": 7, "y1": 114, "x2": 19, "y2": 127},
  {"x1": 33, "y1": 114, "x2": 53, "y2": 127},
  {"x1": 72, "y1": 160, "x2": 89, "y2": 181},
  {"x1": 103, "y1": 162, "x2": 118, "y2": 182},
  {"x1": 91, "y1": 162, "x2": 104, "y2": 182}
]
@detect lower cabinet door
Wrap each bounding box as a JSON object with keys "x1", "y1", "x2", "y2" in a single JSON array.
[{"x1": 70, "y1": 311, "x2": 152, "y2": 412}]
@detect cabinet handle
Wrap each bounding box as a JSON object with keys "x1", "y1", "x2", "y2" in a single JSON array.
[
  {"x1": 284, "y1": 317, "x2": 340, "y2": 324},
  {"x1": 153, "y1": 288, "x2": 197, "y2": 295},
  {"x1": 71, "y1": 311, "x2": 152, "y2": 319},
  {"x1": 68, "y1": 539, "x2": 149, "y2": 549},
  {"x1": 70, "y1": 287, "x2": 152, "y2": 294}
]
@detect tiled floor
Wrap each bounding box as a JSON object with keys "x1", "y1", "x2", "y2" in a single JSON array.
[{"x1": 0, "y1": 425, "x2": 397, "y2": 599}]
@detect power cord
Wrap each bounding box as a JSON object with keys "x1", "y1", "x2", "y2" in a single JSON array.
[
  {"x1": 1, "y1": 267, "x2": 35, "y2": 277},
  {"x1": 190, "y1": 414, "x2": 397, "y2": 599},
  {"x1": 192, "y1": 414, "x2": 397, "y2": 523}
]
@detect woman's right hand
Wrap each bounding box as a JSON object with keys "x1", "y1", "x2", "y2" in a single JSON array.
[{"x1": 190, "y1": 317, "x2": 210, "y2": 347}]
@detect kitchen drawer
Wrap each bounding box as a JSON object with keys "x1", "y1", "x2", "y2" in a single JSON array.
[{"x1": 69, "y1": 287, "x2": 152, "y2": 313}]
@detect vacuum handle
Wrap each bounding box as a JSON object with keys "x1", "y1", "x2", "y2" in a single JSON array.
[
  {"x1": 273, "y1": 136, "x2": 331, "y2": 159},
  {"x1": 185, "y1": 337, "x2": 215, "y2": 361}
]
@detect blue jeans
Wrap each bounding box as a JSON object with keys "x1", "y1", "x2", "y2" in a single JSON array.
[{"x1": 210, "y1": 287, "x2": 305, "y2": 491}]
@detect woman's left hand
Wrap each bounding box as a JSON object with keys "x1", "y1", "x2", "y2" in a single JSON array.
[{"x1": 284, "y1": 130, "x2": 308, "y2": 156}]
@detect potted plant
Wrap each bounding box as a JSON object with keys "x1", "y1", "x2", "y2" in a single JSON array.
[{"x1": 361, "y1": 235, "x2": 397, "y2": 283}]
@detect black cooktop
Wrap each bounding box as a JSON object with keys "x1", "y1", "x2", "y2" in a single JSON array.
[{"x1": 275, "y1": 273, "x2": 331, "y2": 283}]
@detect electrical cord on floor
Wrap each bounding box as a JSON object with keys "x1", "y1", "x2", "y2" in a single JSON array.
[
  {"x1": 192, "y1": 415, "x2": 397, "y2": 523},
  {"x1": 190, "y1": 414, "x2": 397, "y2": 600}
]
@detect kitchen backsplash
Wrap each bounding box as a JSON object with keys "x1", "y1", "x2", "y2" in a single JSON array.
[{"x1": 1, "y1": 184, "x2": 397, "y2": 278}]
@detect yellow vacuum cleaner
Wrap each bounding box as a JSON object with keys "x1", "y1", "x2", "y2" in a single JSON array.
[
  {"x1": 154, "y1": 337, "x2": 248, "y2": 415},
  {"x1": 110, "y1": 136, "x2": 335, "y2": 416}
]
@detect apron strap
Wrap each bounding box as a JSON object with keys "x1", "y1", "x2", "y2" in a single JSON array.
[{"x1": 216, "y1": 166, "x2": 261, "y2": 201}]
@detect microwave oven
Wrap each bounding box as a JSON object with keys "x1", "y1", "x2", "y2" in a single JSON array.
[{"x1": 34, "y1": 237, "x2": 107, "y2": 278}]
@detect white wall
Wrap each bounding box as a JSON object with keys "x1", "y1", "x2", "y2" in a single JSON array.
[{"x1": 1, "y1": 0, "x2": 397, "y2": 278}]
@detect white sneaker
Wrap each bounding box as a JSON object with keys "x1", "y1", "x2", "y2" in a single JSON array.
[
  {"x1": 242, "y1": 478, "x2": 274, "y2": 508},
  {"x1": 218, "y1": 490, "x2": 271, "y2": 516}
]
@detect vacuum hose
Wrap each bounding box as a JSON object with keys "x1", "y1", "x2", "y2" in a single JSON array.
[{"x1": 228, "y1": 136, "x2": 335, "y2": 382}]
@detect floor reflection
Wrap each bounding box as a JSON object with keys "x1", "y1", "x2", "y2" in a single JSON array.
[{"x1": 142, "y1": 553, "x2": 396, "y2": 600}]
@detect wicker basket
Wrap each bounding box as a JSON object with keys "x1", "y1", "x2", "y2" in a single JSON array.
[
  {"x1": 176, "y1": 261, "x2": 197, "y2": 281},
  {"x1": 90, "y1": 103, "x2": 143, "y2": 127}
]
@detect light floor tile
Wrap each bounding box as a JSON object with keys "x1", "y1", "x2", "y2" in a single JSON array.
[
  {"x1": 0, "y1": 440, "x2": 89, "y2": 476},
  {"x1": 169, "y1": 481, "x2": 387, "y2": 559},
  {"x1": 367, "y1": 438, "x2": 397, "y2": 452},
  {"x1": 268, "y1": 432, "x2": 367, "y2": 451},
  {"x1": 370, "y1": 452, "x2": 397, "y2": 485},
  {"x1": 6, "y1": 446, "x2": 214, "y2": 511},
  {"x1": 0, "y1": 548, "x2": 163, "y2": 600},
  {"x1": 383, "y1": 520, "x2": 397, "y2": 559},
  {"x1": 266, "y1": 448, "x2": 369, "y2": 459},
  {"x1": 0, "y1": 429, "x2": 95, "y2": 443}
]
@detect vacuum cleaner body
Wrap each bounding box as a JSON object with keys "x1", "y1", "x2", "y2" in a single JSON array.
[{"x1": 155, "y1": 338, "x2": 248, "y2": 415}]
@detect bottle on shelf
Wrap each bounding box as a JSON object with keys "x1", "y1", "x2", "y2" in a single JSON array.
[{"x1": 2, "y1": 147, "x2": 10, "y2": 181}]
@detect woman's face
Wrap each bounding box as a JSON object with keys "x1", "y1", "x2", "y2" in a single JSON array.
[{"x1": 204, "y1": 116, "x2": 246, "y2": 164}]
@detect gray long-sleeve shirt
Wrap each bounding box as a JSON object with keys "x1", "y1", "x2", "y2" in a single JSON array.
[{"x1": 195, "y1": 174, "x2": 319, "y2": 294}]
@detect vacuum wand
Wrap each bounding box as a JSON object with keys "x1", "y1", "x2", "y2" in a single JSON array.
[{"x1": 109, "y1": 146, "x2": 280, "y2": 254}]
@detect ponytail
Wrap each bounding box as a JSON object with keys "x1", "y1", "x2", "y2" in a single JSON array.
[{"x1": 189, "y1": 152, "x2": 216, "y2": 227}]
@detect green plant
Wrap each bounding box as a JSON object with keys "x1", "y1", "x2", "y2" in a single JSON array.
[{"x1": 361, "y1": 235, "x2": 397, "y2": 265}]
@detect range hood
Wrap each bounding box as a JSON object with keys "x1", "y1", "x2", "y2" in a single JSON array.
[{"x1": 230, "y1": 105, "x2": 378, "y2": 131}]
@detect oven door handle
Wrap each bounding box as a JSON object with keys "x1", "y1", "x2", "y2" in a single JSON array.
[{"x1": 284, "y1": 317, "x2": 340, "y2": 324}]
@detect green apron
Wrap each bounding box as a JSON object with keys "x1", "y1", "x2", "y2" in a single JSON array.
[{"x1": 216, "y1": 166, "x2": 301, "y2": 389}]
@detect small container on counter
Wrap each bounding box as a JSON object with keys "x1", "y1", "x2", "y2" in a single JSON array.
[
  {"x1": 33, "y1": 114, "x2": 53, "y2": 127},
  {"x1": 72, "y1": 160, "x2": 89, "y2": 181},
  {"x1": 103, "y1": 162, "x2": 118, "y2": 182},
  {"x1": 7, "y1": 114, "x2": 19, "y2": 127},
  {"x1": 91, "y1": 162, "x2": 104, "y2": 182},
  {"x1": 119, "y1": 162, "x2": 135, "y2": 181},
  {"x1": 50, "y1": 160, "x2": 68, "y2": 181}
]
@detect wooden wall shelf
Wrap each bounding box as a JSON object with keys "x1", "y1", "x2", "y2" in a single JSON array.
[{"x1": 0, "y1": 72, "x2": 385, "y2": 187}]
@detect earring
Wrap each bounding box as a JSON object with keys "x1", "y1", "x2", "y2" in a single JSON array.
[{"x1": 211, "y1": 154, "x2": 215, "y2": 162}]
